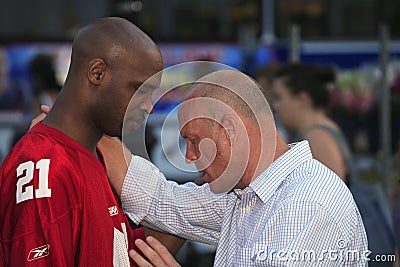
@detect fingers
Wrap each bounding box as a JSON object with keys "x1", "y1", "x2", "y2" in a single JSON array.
[
  {"x1": 29, "y1": 105, "x2": 51, "y2": 130},
  {"x1": 40, "y1": 105, "x2": 51, "y2": 114},
  {"x1": 129, "y1": 249, "x2": 153, "y2": 267},
  {"x1": 129, "y1": 237, "x2": 181, "y2": 267},
  {"x1": 133, "y1": 238, "x2": 168, "y2": 267},
  {"x1": 145, "y1": 236, "x2": 180, "y2": 266},
  {"x1": 29, "y1": 113, "x2": 47, "y2": 130}
]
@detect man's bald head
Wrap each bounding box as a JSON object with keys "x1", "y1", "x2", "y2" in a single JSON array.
[
  {"x1": 178, "y1": 70, "x2": 277, "y2": 192},
  {"x1": 53, "y1": 17, "x2": 163, "y2": 139},
  {"x1": 182, "y1": 70, "x2": 272, "y2": 121},
  {"x1": 70, "y1": 17, "x2": 161, "y2": 70}
]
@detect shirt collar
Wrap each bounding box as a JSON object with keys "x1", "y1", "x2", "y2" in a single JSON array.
[{"x1": 248, "y1": 140, "x2": 313, "y2": 203}]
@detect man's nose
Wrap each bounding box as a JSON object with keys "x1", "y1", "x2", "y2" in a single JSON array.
[
  {"x1": 141, "y1": 100, "x2": 154, "y2": 114},
  {"x1": 185, "y1": 148, "x2": 198, "y2": 164}
]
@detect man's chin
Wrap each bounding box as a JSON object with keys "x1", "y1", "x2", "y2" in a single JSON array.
[
  {"x1": 104, "y1": 127, "x2": 123, "y2": 139},
  {"x1": 106, "y1": 133, "x2": 122, "y2": 139},
  {"x1": 202, "y1": 173, "x2": 214, "y2": 183}
]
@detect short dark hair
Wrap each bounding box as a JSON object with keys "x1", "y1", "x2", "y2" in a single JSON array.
[
  {"x1": 30, "y1": 53, "x2": 61, "y2": 92},
  {"x1": 274, "y1": 63, "x2": 336, "y2": 108}
]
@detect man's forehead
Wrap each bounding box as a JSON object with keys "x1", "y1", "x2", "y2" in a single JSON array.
[
  {"x1": 187, "y1": 82, "x2": 221, "y2": 96},
  {"x1": 178, "y1": 97, "x2": 212, "y2": 126},
  {"x1": 178, "y1": 100, "x2": 201, "y2": 121}
]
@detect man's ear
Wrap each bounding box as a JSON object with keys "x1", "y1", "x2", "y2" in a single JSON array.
[
  {"x1": 221, "y1": 114, "x2": 239, "y2": 145},
  {"x1": 88, "y1": 58, "x2": 106, "y2": 85}
]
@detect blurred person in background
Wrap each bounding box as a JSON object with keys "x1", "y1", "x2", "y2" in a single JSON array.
[
  {"x1": 0, "y1": 48, "x2": 30, "y2": 164},
  {"x1": 0, "y1": 47, "x2": 9, "y2": 163},
  {"x1": 271, "y1": 63, "x2": 351, "y2": 185},
  {"x1": 0, "y1": 48, "x2": 9, "y2": 99},
  {"x1": 0, "y1": 47, "x2": 19, "y2": 109},
  {"x1": 0, "y1": 48, "x2": 33, "y2": 113},
  {"x1": 29, "y1": 53, "x2": 62, "y2": 115},
  {"x1": 272, "y1": 63, "x2": 396, "y2": 263},
  {"x1": 10, "y1": 53, "x2": 63, "y2": 147},
  {"x1": 254, "y1": 62, "x2": 289, "y2": 142},
  {"x1": 254, "y1": 63, "x2": 280, "y2": 108}
]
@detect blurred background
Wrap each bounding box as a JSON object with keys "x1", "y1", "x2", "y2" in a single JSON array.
[{"x1": 0, "y1": 0, "x2": 400, "y2": 266}]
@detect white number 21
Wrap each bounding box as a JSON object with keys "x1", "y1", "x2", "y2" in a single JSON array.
[{"x1": 16, "y1": 159, "x2": 51, "y2": 204}]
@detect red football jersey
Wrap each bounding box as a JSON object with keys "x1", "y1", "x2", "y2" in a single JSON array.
[{"x1": 0, "y1": 123, "x2": 144, "y2": 266}]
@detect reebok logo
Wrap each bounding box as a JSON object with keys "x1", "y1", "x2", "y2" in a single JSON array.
[
  {"x1": 27, "y1": 244, "x2": 50, "y2": 261},
  {"x1": 109, "y1": 206, "x2": 119, "y2": 216}
]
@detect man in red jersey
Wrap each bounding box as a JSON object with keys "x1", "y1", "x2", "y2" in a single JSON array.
[{"x1": 0, "y1": 17, "x2": 181, "y2": 266}]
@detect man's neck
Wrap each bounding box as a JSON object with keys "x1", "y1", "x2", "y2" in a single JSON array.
[
  {"x1": 244, "y1": 132, "x2": 290, "y2": 188},
  {"x1": 43, "y1": 99, "x2": 101, "y2": 156}
]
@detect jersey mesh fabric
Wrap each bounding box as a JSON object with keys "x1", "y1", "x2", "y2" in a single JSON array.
[{"x1": 0, "y1": 123, "x2": 144, "y2": 267}]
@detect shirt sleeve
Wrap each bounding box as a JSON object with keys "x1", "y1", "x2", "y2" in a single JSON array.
[
  {"x1": 4, "y1": 209, "x2": 80, "y2": 267},
  {"x1": 121, "y1": 155, "x2": 228, "y2": 245}
]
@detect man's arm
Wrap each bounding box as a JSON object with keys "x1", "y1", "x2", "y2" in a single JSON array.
[
  {"x1": 144, "y1": 229, "x2": 185, "y2": 255},
  {"x1": 129, "y1": 236, "x2": 181, "y2": 267},
  {"x1": 98, "y1": 136, "x2": 226, "y2": 245},
  {"x1": 98, "y1": 136, "x2": 186, "y2": 254},
  {"x1": 97, "y1": 135, "x2": 131, "y2": 196}
]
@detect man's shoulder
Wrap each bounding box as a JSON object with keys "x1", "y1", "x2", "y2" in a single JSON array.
[
  {"x1": 287, "y1": 159, "x2": 354, "y2": 210},
  {"x1": 276, "y1": 166, "x2": 359, "y2": 229},
  {"x1": 6, "y1": 130, "x2": 73, "y2": 163},
  {"x1": 0, "y1": 129, "x2": 83, "y2": 185}
]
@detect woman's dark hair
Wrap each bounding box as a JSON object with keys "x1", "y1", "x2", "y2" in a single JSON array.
[
  {"x1": 274, "y1": 63, "x2": 336, "y2": 108},
  {"x1": 30, "y1": 54, "x2": 62, "y2": 94}
]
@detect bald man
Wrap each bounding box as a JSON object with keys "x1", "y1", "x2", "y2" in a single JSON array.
[
  {"x1": 102, "y1": 70, "x2": 368, "y2": 266},
  {"x1": 0, "y1": 17, "x2": 179, "y2": 267}
]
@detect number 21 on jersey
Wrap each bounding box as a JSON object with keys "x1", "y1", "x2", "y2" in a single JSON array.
[{"x1": 16, "y1": 159, "x2": 51, "y2": 204}]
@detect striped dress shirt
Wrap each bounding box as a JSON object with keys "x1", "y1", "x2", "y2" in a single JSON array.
[{"x1": 121, "y1": 141, "x2": 368, "y2": 266}]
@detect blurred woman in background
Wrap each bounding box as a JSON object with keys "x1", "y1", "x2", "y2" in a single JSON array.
[{"x1": 271, "y1": 63, "x2": 351, "y2": 185}]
